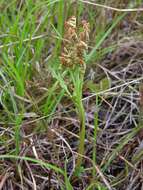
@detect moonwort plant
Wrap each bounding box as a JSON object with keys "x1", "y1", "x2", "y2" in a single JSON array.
[{"x1": 50, "y1": 16, "x2": 90, "y2": 173}]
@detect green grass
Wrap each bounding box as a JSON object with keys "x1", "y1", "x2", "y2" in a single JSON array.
[
  {"x1": 0, "y1": 154, "x2": 73, "y2": 189},
  {"x1": 0, "y1": 0, "x2": 143, "y2": 189}
]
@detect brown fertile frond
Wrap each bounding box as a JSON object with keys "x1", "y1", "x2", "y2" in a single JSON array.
[{"x1": 60, "y1": 16, "x2": 90, "y2": 67}]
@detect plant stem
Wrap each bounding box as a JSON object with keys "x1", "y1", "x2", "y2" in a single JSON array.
[
  {"x1": 76, "y1": 97, "x2": 86, "y2": 170},
  {"x1": 69, "y1": 67, "x2": 86, "y2": 173}
]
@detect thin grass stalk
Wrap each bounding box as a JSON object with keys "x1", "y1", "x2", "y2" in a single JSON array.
[{"x1": 92, "y1": 95, "x2": 98, "y2": 177}]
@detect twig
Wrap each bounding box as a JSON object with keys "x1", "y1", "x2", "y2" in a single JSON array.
[
  {"x1": 83, "y1": 76, "x2": 143, "y2": 101},
  {"x1": 0, "y1": 173, "x2": 9, "y2": 190},
  {"x1": 79, "y1": 0, "x2": 143, "y2": 12}
]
